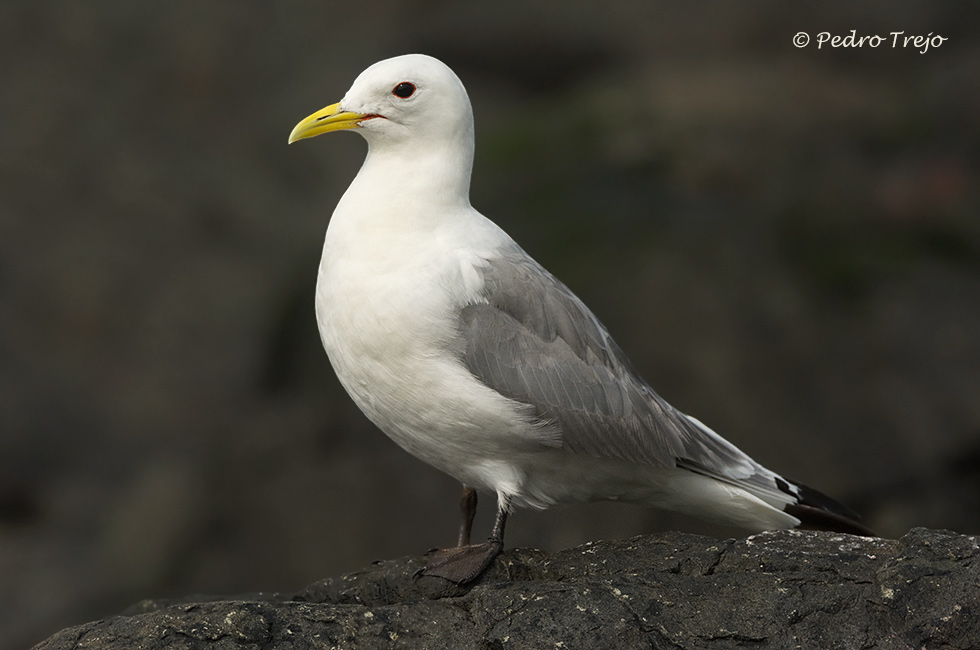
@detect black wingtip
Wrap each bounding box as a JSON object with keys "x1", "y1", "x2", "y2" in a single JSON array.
[
  {"x1": 783, "y1": 479, "x2": 875, "y2": 537},
  {"x1": 785, "y1": 502, "x2": 876, "y2": 537}
]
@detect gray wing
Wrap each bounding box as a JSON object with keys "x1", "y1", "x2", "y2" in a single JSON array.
[{"x1": 457, "y1": 248, "x2": 775, "y2": 488}]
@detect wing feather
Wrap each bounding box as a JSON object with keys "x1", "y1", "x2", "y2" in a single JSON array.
[{"x1": 458, "y1": 250, "x2": 765, "y2": 485}]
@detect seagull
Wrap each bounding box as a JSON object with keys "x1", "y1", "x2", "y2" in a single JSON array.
[{"x1": 288, "y1": 54, "x2": 872, "y2": 584}]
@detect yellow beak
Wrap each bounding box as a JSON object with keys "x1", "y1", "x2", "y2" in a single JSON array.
[{"x1": 287, "y1": 102, "x2": 369, "y2": 144}]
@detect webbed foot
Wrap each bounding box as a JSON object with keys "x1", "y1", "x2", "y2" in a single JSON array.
[{"x1": 414, "y1": 539, "x2": 502, "y2": 584}]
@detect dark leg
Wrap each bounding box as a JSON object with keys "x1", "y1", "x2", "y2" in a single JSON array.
[
  {"x1": 416, "y1": 497, "x2": 509, "y2": 584},
  {"x1": 457, "y1": 485, "x2": 478, "y2": 547},
  {"x1": 488, "y1": 501, "x2": 508, "y2": 543}
]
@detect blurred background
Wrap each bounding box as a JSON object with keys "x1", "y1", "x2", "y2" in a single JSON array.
[{"x1": 2, "y1": 1, "x2": 979, "y2": 647}]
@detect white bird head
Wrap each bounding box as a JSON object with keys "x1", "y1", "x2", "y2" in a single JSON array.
[{"x1": 288, "y1": 54, "x2": 474, "y2": 152}]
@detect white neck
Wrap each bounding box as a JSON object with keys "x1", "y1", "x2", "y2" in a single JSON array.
[{"x1": 334, "y1": 121, "x2": 475, "y2": 226}]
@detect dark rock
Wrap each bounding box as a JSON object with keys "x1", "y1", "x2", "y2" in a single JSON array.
[{"x1": 33, "y1": 528, "x2": 980, "y2": 649}]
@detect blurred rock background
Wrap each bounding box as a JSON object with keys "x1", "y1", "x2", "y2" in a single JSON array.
[{"x1": 2, "y1": 1, "x2": 978, "y2": 648}]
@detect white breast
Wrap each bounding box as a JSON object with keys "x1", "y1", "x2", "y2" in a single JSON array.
[{"x1": 314, "y1": 203, "x2": 543, "y2": 496}]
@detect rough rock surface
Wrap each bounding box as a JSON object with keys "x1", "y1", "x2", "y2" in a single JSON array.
[{"x1": 34, "y1": 528, "x2": 979, "y2": 650}]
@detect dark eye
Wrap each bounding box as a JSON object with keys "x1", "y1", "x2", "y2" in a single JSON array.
[{"x1": 392, "y1": 82, "x2": 416, "y2": 98}]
